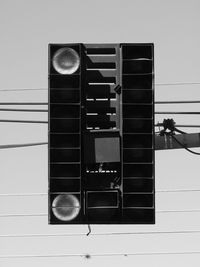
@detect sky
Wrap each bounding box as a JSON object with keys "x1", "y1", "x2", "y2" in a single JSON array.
[{"x1": 0, "y1": 0, "x2": 200, "y2": 266}]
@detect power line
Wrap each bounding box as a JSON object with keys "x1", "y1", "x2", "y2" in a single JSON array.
[
  {"x1": 0, "y1": 213, "x2": 47, "y2": 218},
  {"x1": 155, "y1": 111, "x2": 200, "y2": 115},
  {"x1": 156, "y1": 189, "x2": 200, "y2": 193},
  {"x1": 1, "y1": 210, "x2": 200, "y2": 218},
  {"x1": 2, "y1": 110, "x2": 200, "y2": 114},
  {"x1": 0, "y1": 120, "x2": 200, "y2": 128},
  {"x1": 0, "y1": 119, "x2": 48, "y2": 124},
  {"x1": 1, "y1": 110, "x2": 200, "y2": 115},
  {"x1": 1, "y1": 189, "x2": 200, "y2": 197},
  {"x1": 0, "y1": 108, "x2": 48, "y2": 112},
  {"x1": 0, "y1": 193, "x2": 47, "y2": 197},
  {"x1": 0, "y1": 82, "x2": 200, "y2": 92},
  {"x1": 0, "y1": 142, "x2": 48, "y2": 149},
  {"x1": 155, "y1": 100, "x2": 200, "y2": 104},
  {"x1": 1, "y1": 230, "x2": 200, "y2": 238},
  {"x1": 1, "y1": 251, "x2": 200, "y2": 259},
  {"x1": 0, "y1": 100, "x2": 200, "y2": 105},
  {"x1": 0, "y1": 88, "x2": 47, "y2": 92},
  {"x1": 155, "y1": 124, "x2": 200, "y2": 128},
  {"x1": 156, "y1": 82, "x2": 200, "y2": 86},
  {"x1": 0, "y1": 102, "x2": 48, "y2": 105},
  {"x1": 157, "y1": 210, "x2": 200, "y2": 214}
]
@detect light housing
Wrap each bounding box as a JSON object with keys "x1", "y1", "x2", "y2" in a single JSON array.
[{"x1": 49, "y1": 43, "x2": 155, "y2": 224}]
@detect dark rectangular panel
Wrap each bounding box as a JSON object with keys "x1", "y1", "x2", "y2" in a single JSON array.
[
  {"x1": 123, "y1": 60, "x2": 152, "y2": 74},
  {"x1": 50, "y1": 163, "x2": 80, "y2": 178},
  {"x1": 123, "y1": 194, "x2": 153, "y2": 207},
  {"x1": 50, "y1": 75, "x2": 80, "y2": 89},
  {"x1": 123, "y1": 105, "x2": 153, "y2": 118},
  {"x1": 50, "y1": 119, "x2": 80, "y2": 133},
  {"x1": 123, "y1": 149, "x2": 153, "y2": 163},
  {"x1": 50, "y1": 104, "x2": 80, "y2": 118},
  {"x1": 86, "y1": 84, "x2": 116, "y2": 98},
  {"x1": 123, "y1": 119, "x2": 153, "y2": 133},
  {"x1": 123, "y1": 74, "x2": 152, "y2": 89},
  {"x1": 123, "y1": 90, "x2": 152, "y2": 104},
  {"x1": 50, "y1": 148, "x2": 80, "y2": 163},
  {"x1": 50, "y1": 178, "x2": 80, "y2": 192},
  {"x1": 122, "y1": 45, "x2": 153, "y2": 59},
  {"x1": 123, "y1": 134, "x2": 152, "y2": 148},
  {"x1": 123, "y1": 163, "x2": 153, "y2": 178},
  {"x1": 123, "y1": 178, "x2": 153, "y2": 192},
  {"x1": 87, "y1": 59, "x2": 116, "y2": 69},
  {"x1": 86, "y1": 47, "x2": 116, "y2": 54},
  {"x1": 86, "y1": 191, "x2": 119, "y2": 208},
  {"x1": 50, "y1": 89, "x2": 80, "y2": 103},
  {"x1": 50, "y1": 134, "x2": 80, "y2": 148}
]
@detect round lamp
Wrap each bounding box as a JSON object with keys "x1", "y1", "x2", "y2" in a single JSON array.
[
  {"x1": 52, "y1": 194, "x2": 80, "y2": 221},
  {"x1": 52, "y1": 47, "x2": 80, "y2": 74}
]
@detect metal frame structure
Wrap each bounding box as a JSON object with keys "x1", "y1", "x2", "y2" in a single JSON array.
[{"x1": 48, "y1": 43, "x2": 155, "y2": 224}]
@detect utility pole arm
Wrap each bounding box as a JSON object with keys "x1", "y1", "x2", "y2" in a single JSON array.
[{"x1": 155, "y1": 133, "x2": 200, "y2": 150}]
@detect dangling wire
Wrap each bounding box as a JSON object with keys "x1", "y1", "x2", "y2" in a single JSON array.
[
  {"x1": 171, "y1": 135, "x2": 200, "y2": 156},
  {"x1": 86, "y1": 224, "x2": 91, "y2": 236}
]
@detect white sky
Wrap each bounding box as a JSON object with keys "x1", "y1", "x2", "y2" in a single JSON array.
[{"x1": 0, "y1": 0, "x2": 200, "y2": 266}]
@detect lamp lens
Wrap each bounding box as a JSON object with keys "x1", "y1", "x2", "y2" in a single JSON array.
[
  {"x1": 52, "y1": 48, "x2": 80, "y2": 74},
  {"x1": 52, "y1": 194, "x2": 80, "y2": 221}
]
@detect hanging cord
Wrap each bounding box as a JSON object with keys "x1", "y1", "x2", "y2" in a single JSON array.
[
  {"x1": 86, "y1": 225, "x2": 91, "y2": 236},
  {"x1": 171, "y1": 135, "x2": 200, "y2": 156},
  {"x1": 174, "y1": 127, "x2": 186, "y2": 134}
]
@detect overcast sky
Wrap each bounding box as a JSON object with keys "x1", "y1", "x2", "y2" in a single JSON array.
[{"x1": 0, "y1": 0, "x2": 200, "y2": 266}]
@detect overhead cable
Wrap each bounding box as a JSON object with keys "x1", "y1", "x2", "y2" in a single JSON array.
[
  {"x1": 1, "y1": 251, "x2": 200, "y2": 259},
  {"x1": 1, "y1": 210, "x2": 200, "y2": 218},
  {"x1": 1, "y1": 230, "x2": 200, "y2": 238},
  {"x1": 0, "y1": 119, "x2": 48, "y2": 124},
  {"x1": 0, "y1": 142, "x2": 48, "y2": 149}
]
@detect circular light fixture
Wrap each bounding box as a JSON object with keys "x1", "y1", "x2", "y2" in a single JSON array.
[
  {"x1": 52, "y1": 47, "x2": 80, "y2": 74},
  {"x1": 52, "y1": 194, "x2": 80, "y2": 221}
]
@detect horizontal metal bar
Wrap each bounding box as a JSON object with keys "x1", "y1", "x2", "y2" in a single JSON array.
[{"x1": 155, "y1": 133, "x2": 200, "y2": 150}]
